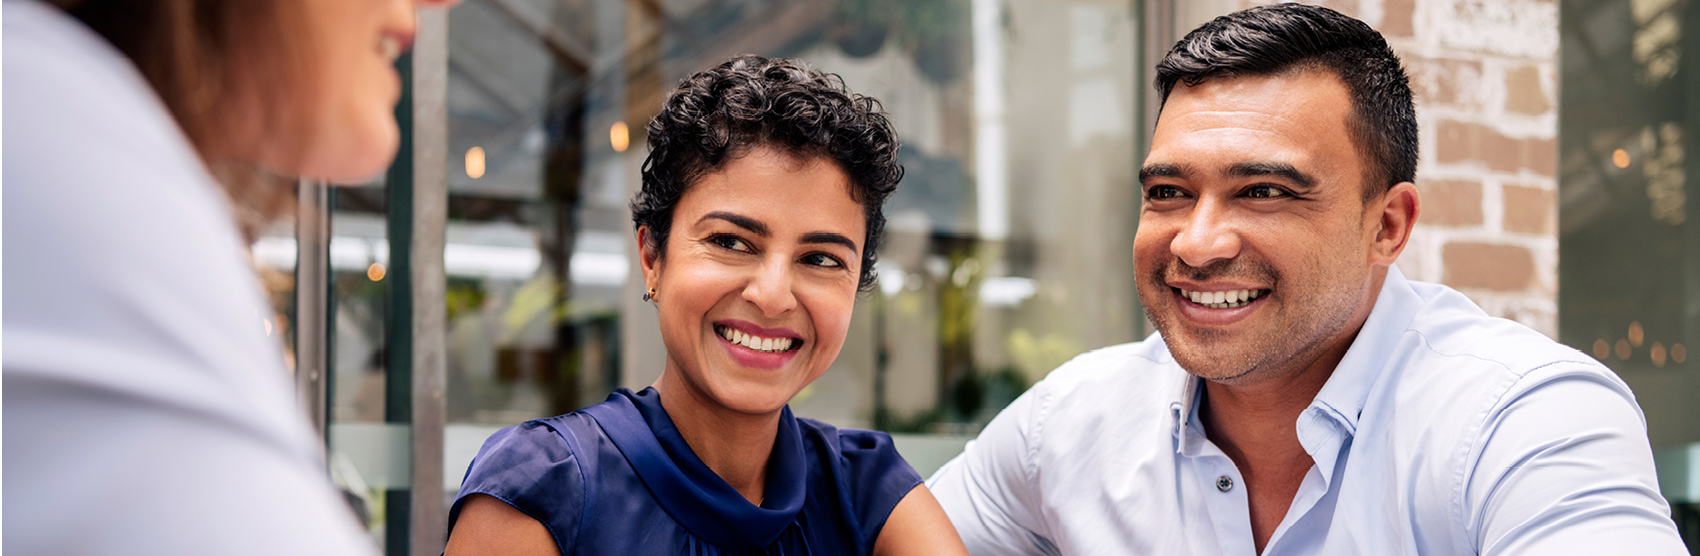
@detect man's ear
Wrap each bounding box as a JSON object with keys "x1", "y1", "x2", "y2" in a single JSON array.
[
  {"x1": 1370, "y1": 182, "x2": 1420, "y2": 266},
  {"x1": 637, "y1": 225, "x2": 662, "y2": 289}
]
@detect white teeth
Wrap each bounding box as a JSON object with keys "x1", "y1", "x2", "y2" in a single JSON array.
[
  {"x1": 1179, "y1": 288, "x2": 1268, "y2": 309},
  {"x1": 717, "y1": 325, "x2": 795, "y2": 353}
]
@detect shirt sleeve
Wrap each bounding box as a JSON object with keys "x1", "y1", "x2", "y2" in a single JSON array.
[
  {"x1": 1462, "y1": 363, "x2": 1687, "y2": 555},
  {"x1": 834, "y1": 428, "x2": 925, "y2": 547},
  {"x1": 926, "y1": 385, "x2": 1060, "y2": 556},
  {"x1": 450, "y1": 420, "x2": 586, "y2": 553}
]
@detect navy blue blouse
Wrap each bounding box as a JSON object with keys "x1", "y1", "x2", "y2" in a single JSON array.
[{"x1": 449, "y1": 388, "x2": 923, "y2": 555}]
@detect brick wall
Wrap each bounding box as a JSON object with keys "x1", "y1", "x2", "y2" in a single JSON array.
[{"x1": 1231, "y1": 0, "x2": 1562, "y2": 337}]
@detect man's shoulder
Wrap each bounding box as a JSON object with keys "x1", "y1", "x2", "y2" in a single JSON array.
[
  {"x1": 1021, "y1": 338, "x2": 1189, "y2": 428},
  {"x1": 1373, "y1": 280, "x2": 1640, "y2": 450},
  {"x1": 1399, "y1": 281, "x2": 1612, "y2": 382}
]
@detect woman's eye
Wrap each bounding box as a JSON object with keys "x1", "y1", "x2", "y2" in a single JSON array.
[
  {"x1": 1245, "y1": 185, "x2": 1289, "y2": 199},
  {"x1": 802, "y1": 253, "x2": 844, "y2": 268},
  {"x1": 711, "y1": 235, "x2": 752, "y2": 253}
]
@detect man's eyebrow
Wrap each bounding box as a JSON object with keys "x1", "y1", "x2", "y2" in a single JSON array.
[
  {"x1": 801, "y1": 232, "x2": 859, "y2": 254},
  {"x1": 1138, "y1": 163, "x2": 1187, "y2": 185},
  {"x1": 1228, "y1": 162, "x2": 1318, "y2": 189},
  {"x1": 699, "y1": 211, "x2": 768, "y2": 236}
]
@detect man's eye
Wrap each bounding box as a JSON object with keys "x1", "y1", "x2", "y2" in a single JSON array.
[
  {"x1": 1146, "y1": 185, "x2": 1185, "y2": 200},
  {"x1": 1245, "y1": 185, "x2": 1289, "y2": 199},
  {"x1": 802, "y1": 253, "x2": 844, "y2": 268}
]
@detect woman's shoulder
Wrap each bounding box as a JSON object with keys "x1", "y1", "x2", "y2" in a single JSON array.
[
  {"x1": 449, "y1": 410, "x2": 617, "y2": 547},
  {"x1": 794, "y1": 418, "x2": 923, "y2": 542}
]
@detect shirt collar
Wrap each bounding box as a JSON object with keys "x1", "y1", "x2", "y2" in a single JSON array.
[
  {"x1": 1305, "y1": 264, "x2": 1424, "y2": 437},
  {"x1": 1167, "y1": 265, "x2": 1424, "y2": 459}
]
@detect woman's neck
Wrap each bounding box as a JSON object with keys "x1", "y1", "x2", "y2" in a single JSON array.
[{"x1": 651, "y1": 372, "x2": 782, "y2": 506}]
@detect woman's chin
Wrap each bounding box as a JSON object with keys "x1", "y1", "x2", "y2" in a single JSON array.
[{"x1": 702, "y1": 381, "x2": 806, "y2": 416}]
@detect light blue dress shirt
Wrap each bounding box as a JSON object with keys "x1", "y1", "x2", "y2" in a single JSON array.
[{"x1": 927, "y1": 266, "x2": 1685, "y2": 555}]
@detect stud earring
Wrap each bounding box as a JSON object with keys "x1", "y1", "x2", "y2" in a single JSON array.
[{"x1": 643, "y1": 286, "x2": 657, "y2": 302}]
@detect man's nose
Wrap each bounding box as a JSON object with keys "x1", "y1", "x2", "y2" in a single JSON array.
[
  {"x1": 1170, "y1": 198, "x2": 1242, "y2": 268},
  {"x1": 742, "y1": 257, "x2": 798, "y2": 317}
]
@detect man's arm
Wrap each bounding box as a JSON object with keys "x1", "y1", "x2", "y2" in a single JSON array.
[
  {"x1": 926, "y1": 388, "x2": 1060, "y2": 556},
  {"x1": 1464, "y1": 366, "x2": 1686, "y2": 555}
]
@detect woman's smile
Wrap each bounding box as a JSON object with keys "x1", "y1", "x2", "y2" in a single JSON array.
[{"x1": 714, "y1": 320, "x2": 804, "y2": 369}]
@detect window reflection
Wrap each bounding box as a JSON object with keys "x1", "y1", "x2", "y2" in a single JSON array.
[{"x1": 1560, "y1": 0, "x2": 1697, "y2": 542}]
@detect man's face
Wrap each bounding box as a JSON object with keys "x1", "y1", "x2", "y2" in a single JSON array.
[{"x1": 1136, "y1": 70, "x2": 1383, "y2": 386}]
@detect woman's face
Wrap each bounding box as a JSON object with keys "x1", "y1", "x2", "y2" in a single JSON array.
[
  {"x1": 642, "y1": 147, "x2": 865, "y2": 416},
  {"x1": 254, "y1": 0, "x2": 451, "y2": 181}
]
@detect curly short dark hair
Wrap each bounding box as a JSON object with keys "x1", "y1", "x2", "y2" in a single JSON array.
[
  {"x1": 631, "y1": 55, "x2": 903, "y2": 292},
  {"x1": 1156, "y1": 3, "x2": 1417, "y2": 200}
]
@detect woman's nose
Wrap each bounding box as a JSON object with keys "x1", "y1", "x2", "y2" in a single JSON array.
[
  {"x1": 1169, "y1": 198, "x2": 1242, "y2": 268},
  {"x1": 742, "y1": 257, "x2": 798, "y2": 317}
]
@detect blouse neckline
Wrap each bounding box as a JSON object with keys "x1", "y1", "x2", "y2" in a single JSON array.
[{"x1": 584, "y1": 388, "x2": 808, "y2": 551}]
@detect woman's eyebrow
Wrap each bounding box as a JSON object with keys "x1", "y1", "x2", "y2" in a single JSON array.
[
  {"x1": 699, "y1": 211, "x2": 768, "y2": 236},
  {"x1": 801, "y1": 232, "x2": 858, "y2": 254}
]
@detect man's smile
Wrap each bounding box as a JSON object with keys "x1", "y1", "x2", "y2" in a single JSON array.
[{"x1": 1175, "y1": 287, "x2": 1270, "y2": 309}]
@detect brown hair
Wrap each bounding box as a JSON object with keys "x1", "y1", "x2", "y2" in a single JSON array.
[{"x1": 52, "y1": 0, "x2": 319, "y2": 238}]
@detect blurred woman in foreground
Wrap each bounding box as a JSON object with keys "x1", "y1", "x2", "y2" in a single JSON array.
[
  {"x1": 4, "y1": 0, "x2": 447, "y2": 553},
  {"x1": 443, "y1": 56, "x2": 968, "y2": 555}
]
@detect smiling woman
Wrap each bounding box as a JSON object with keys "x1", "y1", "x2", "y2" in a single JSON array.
[{"x1": 444, "y1": 55, "x2": 966, "y2": 556}]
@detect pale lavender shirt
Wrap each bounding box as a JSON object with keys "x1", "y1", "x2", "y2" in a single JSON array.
[
  {"x1": 4, "y1": 1, "x2": 376, "y2": 553},
  {"x1": 928, "y1": 266, "x2": 1685, "y2": 555}
]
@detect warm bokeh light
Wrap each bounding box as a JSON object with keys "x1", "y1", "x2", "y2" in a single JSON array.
[
  {"x1": 263, "y1": 318, "x2": 274, "y2": 337},
  {"x1": 610, "y1": 121, "x2": 630, "y2": 152},
  {"x1": 1627, "y1": 321, "x2": 1644, "y2": 347},
  {"x1": 1650, "y1": 342, "x2": 1667, "y2": 367},
  {"x1": 1592, "y1": 339, "x2": 1610, "y2": 360},
  {"x1": 1673, "y1": 343, "x2": 1687, "y2": 364},
  {"x1": 1615, "y1": 338, "x2": 1632, "y2": 360},
  {"x1": 1612, "y1": 148, "x2": 1630, "y2": 168},
  {"x1": 466, "y1": 146, "x2": 486, "y2": 179},
  {"x1": 368, "y1": 262, "x2": 386, "y2": 281}
]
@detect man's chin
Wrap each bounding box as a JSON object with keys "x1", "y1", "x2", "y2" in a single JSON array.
[{"x1": 1156, "y1": 328, "x2": 1264, "y2": 383}]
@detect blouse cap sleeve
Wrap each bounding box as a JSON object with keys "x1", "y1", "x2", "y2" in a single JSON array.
[
  {"x1": 449, "y1": 418, "x2": 587, "y2": 553},
  {"x1": 830, "y1": 425, "x2": 924, "y2": 545}
]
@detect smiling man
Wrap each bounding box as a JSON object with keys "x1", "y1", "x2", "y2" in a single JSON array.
[{"x1": 926, "y1": 4, "x2": 1686, "y2": 555}]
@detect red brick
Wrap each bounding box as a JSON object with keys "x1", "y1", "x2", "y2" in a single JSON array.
[
  {"x1": 1443, "y1": 242, "x2": 1536, "y2": 292},
  {"x1": 1503, "y1": 184, "x2": 1555, "y2": 234},
  {"x1": 1418, "y1": 179, "x2": 1484, "y2": 227},
  {"x1": 1314, "y1": 0, "x2": 1361, "y2": 18},
  {"x1": 1435, "y1": 120, "x2": 1554, "y2": 176},
  {"x1": 1383, "y1": 0, "x2": 1415, "y2": 36},
  {"x1": 1408, "y1": 58, "x2": 1484, "y2": 109},
  {"x1": 1527, "y1": 137, "x2": 1556, "y2": 176},
  {"x1": 1503, "y1": 65, "x2": 1551, "y2": 115}
]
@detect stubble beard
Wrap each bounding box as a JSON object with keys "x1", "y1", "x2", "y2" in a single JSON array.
[{"x1": 1140, "y1": 256, "x2": 1367, "y2": 388}]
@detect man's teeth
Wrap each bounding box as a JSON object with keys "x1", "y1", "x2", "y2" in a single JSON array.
[
  {"x1": 1179, "y1": 288, "x2": 1265, "y2": 309},
  {"x1": 716, "y1": 325, "x2": 798, "y2": 353}
]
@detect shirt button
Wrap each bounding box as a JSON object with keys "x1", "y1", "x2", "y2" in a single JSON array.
[{"x1": 1216, "y1": 476, "x2": 1234, "y2": 492}]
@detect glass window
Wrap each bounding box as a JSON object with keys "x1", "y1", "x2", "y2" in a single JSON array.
[{"x1": 1559, "y1": 0, "x2": 1699, "y2": 545}]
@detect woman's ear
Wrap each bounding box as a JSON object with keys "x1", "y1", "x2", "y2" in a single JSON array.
[{"x1": 637, "y1": 225, "x2": 662, "y2": 289}]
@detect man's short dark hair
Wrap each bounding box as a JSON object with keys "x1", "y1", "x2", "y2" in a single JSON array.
[
  {"x1": 632, "y1": 55, "x2": 901, "y2": 292},
  {"x1": 1155, "y1": 3, "x2": 1417, "y2": 199}
]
